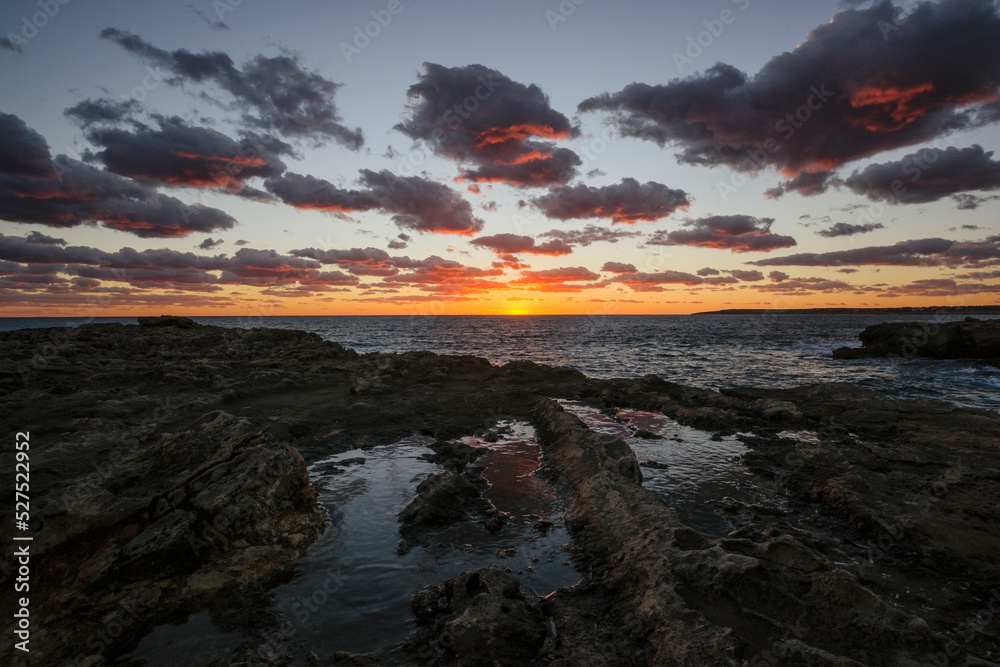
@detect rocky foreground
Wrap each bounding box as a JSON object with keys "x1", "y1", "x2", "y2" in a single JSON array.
[
  {"x1": 834, "y1": 318, "x2": 1000, "y2": 365},
  {"x1": 1, "y1": 317, "x2": 998, "y2": 666}
]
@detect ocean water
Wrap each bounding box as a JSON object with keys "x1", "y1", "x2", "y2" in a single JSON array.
[{"x1": 2, "y1": 313, "x2": 998, "y2": 411}]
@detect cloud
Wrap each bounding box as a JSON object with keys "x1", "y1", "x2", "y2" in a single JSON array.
[
  {"x1": 648, "y1": 215, "x2": 797, "y2": 253},
  {"x1": 601, "y1": 262, "x2": 637, "y2": 274},
  {"x1": 359, "y1": 170, "x2": 484, "y2": 235},
  {"x1": 748, "y1": 236, "x2": 1000, "y2": 268},
  {"x1": 84, "y1": 116, "x2": 287, "y2": 190},
  {"x1": 729, "y1": 270, "x2": 765, "y2": 282},
  {"x1": 769, "y1": 271, "x2": 790, "y2": 282},
  {"x1": 952, "y1": 193, "x2": 1000, "y2": 210},
  {"x1": 529, "y1": 178, "x2": 690, "y2": 223},
  {"x1": 817, "y1": 222, "x2": 884, "y2": 237},
  {"x1": 1, "y1": 37, "x2": 24, "y2": 55},
  {"x1": 395, "y1": 63, "x2": 581, "y2": 186},
  {"x1": 766, "y1": 170, "x2": 838, "y2": 198},
  {"x1": 0, "y1": 112, "x2": 56, "y2": 178},
  {"x1": 842, "y1": 145, "x2": 1000, "y2": 205},
  {"x1": 187, "y1": 3, "x2": 230, "y2": 30},
  {"x1": 290, "y1": 247, "x2": 398, "y2": 276},
  {"x1": 697, "y1": 267, "x2": 721, "y2": 276},
  {"x1": 611, "y1": 270, "x2": 724, "y2": 292},
  {"x1": 471, "y1": 233, "x2": 573, "y2": 256},
  {"x1": 0, "y1": 155, "x2": 237, "y2": 238},
  {"x1": 100, "y1": 28, "x2": 363, "y2": 148},
  {"x1": 510, "y1": 266, "x2": 602, "y2": 292},
  {"x1": 537, "y1": 225, "x2": 640, "y2": 247},
  {"x1": 0, "y1": 233, "x2": 367, "y2": 293},
  {"x1": 267, "y1": 170, "x2": 484, "y2": 235},
  {"x1": 64, "y1": 98, "x2": 142, "y2": 127},
  {"x1": 579, "y1": 1, "x2": 1000, "y2": 182},
  {"x1": 198, "y1": 238, "x2": 224, "y2": 250},
  {"x1": 380, "y1": 256, "x2": 506, "y2": 294},
  {"x1": 265, "y1": 172, "x2": 380, "y2": 212},
  {"x1": 25, "y1": 231, "x2": 66, "y2": 246}
]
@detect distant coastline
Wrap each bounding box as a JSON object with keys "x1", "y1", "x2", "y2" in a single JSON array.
[{"x1": 692, "y1": 306, "x2": 1000, "y2": 316}]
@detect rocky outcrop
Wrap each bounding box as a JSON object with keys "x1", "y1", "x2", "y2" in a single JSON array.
[
  {"x1": 405, "y1": 568, "x2": 550, "y2": 665},
  {"x1": 833, "y1": 317, "x2": 1000, "y2": 362},
  {"x1": 398, "y1": 468, "x2": 507, "y2": 542},
  {"x1": 525, "y1": 398, "x2": 943, "y2": 665},
  {"x1": 0, "y1": 411, "x2": 325, "y2": 665}
]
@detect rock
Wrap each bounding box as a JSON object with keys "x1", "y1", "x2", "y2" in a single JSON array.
[
  {"x1": 137, "y1": 315, "x2": 197, "y2": 328},
  {"x1": 0, "y1": 410, "x2": 324, "y2": 665},
  {"x1": 398, "y1": 470, "x2": 506, "y2": 540},
  {"x1": 402, "y1": 568, "x2": 547, "y2": 666},
  {"x1": 833, "y1": 319, "x2": 1000, "y2": 362},
  {"x1": 425, "y1": 439, "x2": 484, "y2": 470}
]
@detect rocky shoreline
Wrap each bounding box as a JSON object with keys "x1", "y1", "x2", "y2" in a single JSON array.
[{"x1": 2, "y1": 317, "x2": 998, "y2": 666}]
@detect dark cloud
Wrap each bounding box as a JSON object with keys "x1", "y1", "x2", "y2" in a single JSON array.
[
  {"x1": 198, "y1": 238, "x2": 224, "y2": 250},
  {"x1": 265, "y1": 172, "x2": 380, "y2": 211},
  {"x1": 952, "y1": 193, "x2": 1000, "y2": 210},
  {"x1": 601, "y1": 262, "x2": 637, "y2": 274},
  {"x1": 648, "y1": 215, "x2": 797, "y2": 253},
  {"x1": 766, "y1": 170, "x2": 837, "y2": 198},
  {"x1": 769, "y1": 271, "x2": 790, "y2": 282},
  {"x1": 267, "y1": 170, "x2": 484, "y2": 235},
  {"x1": 611, "y1": 270, "x2": 724, "y2": 292},
  {"x1": 729, "y1": 270, "x2": 765, "y2": 282},
  {"x1": 85, "y1": 116, "x2": 287, "y2": 190},
  {"x1": 471, "y1": 233, "x2": 572, "y2": 256},
  {"x1": 0, "y1": 112, "x2": 56, "y2": 178},
  {"x1": 395, "y1": 63, "x2": 581, "y2": 186},
  {"x1": 25, "y1": 231, "x2": 66, "y2": 246},
  {"x1": 1, "y1": 37, "x2": 24, "y2": 55},
  {"x1": 290, "y1": 247, "x2": 398, "y2": 276},
  {"x1": 529, "y1": 178, "x2": 690, "y2": 223},
  {"x1": 817, "y1": 222, "x2": 884, "y2": 237},
  {"x1": 100, "y1": 28, "x2": 363, "y2": 148},
  {"x1": 360, "y1": 170, "x2": 484, "y2": 236},
  {"x1": 0, "y1": 156, "x2": 237, "y2": 238},
  {"x1": 64, "y1": 98, "x2": 141, "y2": 127},
  {"x1": 842, "y1": 145, "x2": 1000, "y2": 205},
  {"x1": 697, "y1": 267, "x2": 721, "y2": 276},
  {"x1": 538, "y1": 225, "x2": 640, "y2": 247},
  {"x1": 748, "y1": 236, "x2": 1000, "y2": 268},
  {"x1": 579, "y1": 1, "x2": 1000, "y2": 183}
]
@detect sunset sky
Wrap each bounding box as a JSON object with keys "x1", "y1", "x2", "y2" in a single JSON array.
[{"x1": 1, "y1": 0, "x2": 999, "y2": 316}]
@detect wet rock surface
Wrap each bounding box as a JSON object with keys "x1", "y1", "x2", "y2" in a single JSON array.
[
  {"x1": 834, "y1": 318, "x2": 1000, "y2": 364},
  {"x1": 0, "y1": 319, "x2": 998, "y2": 665}
]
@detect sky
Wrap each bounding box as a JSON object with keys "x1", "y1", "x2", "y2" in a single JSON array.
[{"x1": 0, "y1": 0, "x2": 998, "y2": 317}]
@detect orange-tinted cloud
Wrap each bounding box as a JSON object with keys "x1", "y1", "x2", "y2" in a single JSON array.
[
  {"x1": 580, "y1": 0, "x2": 1000, "y2": 190},
  {"x1": 396, "y1": 63, "x2": 581, "y2": 186}
]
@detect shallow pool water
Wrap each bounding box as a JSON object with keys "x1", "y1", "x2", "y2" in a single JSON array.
[{"x1": 557, "y1": 400, "x2": 756, "y2": 538}]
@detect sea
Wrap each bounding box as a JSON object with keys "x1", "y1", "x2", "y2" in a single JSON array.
[{"x1": 2, "y1": 313, "x2": 998, "y2": 411}]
